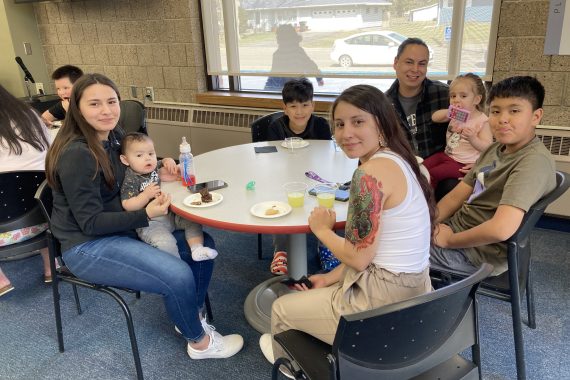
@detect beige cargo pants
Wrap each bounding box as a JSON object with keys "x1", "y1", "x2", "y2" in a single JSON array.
[{"x1": 270, "y1": 264, "x2": 432, "y2": 360}]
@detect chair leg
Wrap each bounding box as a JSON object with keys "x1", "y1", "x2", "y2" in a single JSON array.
[
  {"x1": 472, "y1": 299, "x2": 483, "y2": 380},
  {"x1": 258, "y1": 234, "x2": 263, "y2": 260},
  {"x1": 100, "y1": 287, "x2": 144, "y2": 380},
  {"x1": 136, "y1": 291, "x2": 141, "y2": 299},
  {"x1": 47, "y1": 238, "x2": 65, "y2": 352},
  {"x1": 205, "y1": 292, "x2": 214, "y2": 322},
  {"x1": 509, "y1": 270, "x2": 527, "y2": 380},
  {"x1": 72, "y1": 284, "x2": 82, "y2": 314},
  {"x1": 51, "y1": 276, "x2": 65, "y2": 353},
  {"x1": 526, "y1": 265, "x2": 536, "y2": 329},
  {"x1": 272, "y1": 357, "x2": 297, "y2": 380}
]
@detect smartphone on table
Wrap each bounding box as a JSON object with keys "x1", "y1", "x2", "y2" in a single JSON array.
[
  {"x1": 188, "y1": 180, "x2": 228, "y2": 193},
  {"x1": 308, "y1": 187, "x2": 350, "y2": 202}
]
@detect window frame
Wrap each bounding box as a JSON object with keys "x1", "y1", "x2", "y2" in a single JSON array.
[{"x1": 199, "y1": 0, "x2": 501, "y2": 96}]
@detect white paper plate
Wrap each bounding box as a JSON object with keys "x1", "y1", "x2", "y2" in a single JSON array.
[
  {"x1": 183, "y1": 192, "x2": 223, "y2": 208},
  {"x1": 51, "y1": 120, "x2": 63, "y2": 127},
  {"x1": 281, "y1": 140, "x2": 310, "y2": 149},
  {"x1": 416, "y1": 156, "x2": 424, "y2": 165},
  {"x1": 250, "y1": 201, "x2": 292, "y2": 219}
]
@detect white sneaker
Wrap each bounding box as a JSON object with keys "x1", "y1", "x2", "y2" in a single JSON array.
[
  {"x1": 175, "y1": 317, "x2": 214, "y2": 336},
  {"x1": 259, "y1": 333, "x2": 295, "y2": 379},
  {"x1": 187, "y1": 330, "x2": 243, "y2": 359},
  {"x1": 259, "y1": 333, "x2": 275, "y2": 364},
  {"x1": 192, "y1": 246, "x2": 218, "y2": 261},
  {"x1": 200, "y1": 317, "x2": 215, "y2": 335}
]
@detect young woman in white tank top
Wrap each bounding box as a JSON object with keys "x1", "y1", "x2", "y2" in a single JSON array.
[{"x1": 259, "y1": 84, "x2": 437, "y2": 367}]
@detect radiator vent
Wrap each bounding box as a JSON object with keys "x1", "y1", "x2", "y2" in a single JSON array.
[
  {"x1": 538, "y1": 135, "x2": 570, "y2": 157},
  {"x1": 146, "y1": 103, "x2": 328, "y2": 130},
  {"x1": 191, "y1": 109, "x2": 260, "y2": 129},
  {"x1": 536, "y1": 126, "x2": 570, "y2": 161},
  {"x1": 146, "y1": 104, "x2": 271, "y2": 128},
  {"x1": 147, "y1": 107, "x2": 189, "y2": 123}
]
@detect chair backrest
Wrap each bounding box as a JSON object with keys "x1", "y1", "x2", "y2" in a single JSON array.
[
  {"x1": 505, "y1": 170, "x2": 569, "y2": 292},
  {"x1": 34, "y1": 180, "x2": 53, "y2": 224},
  {"x1": 0, "y1": 170, "x2": 46, "y2": 230},
  {"x1": 251, "y1": 111, "x2": 284, "y2": 142},
  {"x1": 332, "y1": 263, "x2": 494, "y2": 379},
  {"x1": 34, "y1": 180, "x2": 63, "y2": 261},
  {"x1": 118, "y1": 100, "x2": 147, "y2": 135},
  {"x1": 510, "y1": 171, "x2": 569, "y2": 243}
]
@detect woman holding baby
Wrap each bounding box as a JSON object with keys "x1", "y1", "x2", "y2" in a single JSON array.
[{"x1": 45, "y1": 73, "x2": 243, "y2": 360}]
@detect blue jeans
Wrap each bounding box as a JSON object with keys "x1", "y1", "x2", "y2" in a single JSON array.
[{"x1": 62, "y1": 230, "x2": 214, "y2": 343}]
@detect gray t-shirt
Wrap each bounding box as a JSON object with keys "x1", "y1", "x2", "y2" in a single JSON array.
[
  {"x1": 398, "y1": 93, "x2": 421, "y2": 151},
  {"x1": 446, "y1": 138, "x2": 556, "y2": 274},
  {"x1": 398, "y1": 93, "x2": 421, "y2": 130}
]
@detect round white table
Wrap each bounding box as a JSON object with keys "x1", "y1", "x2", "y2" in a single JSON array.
[{"x1": 163, "y1": 140, "x2": 358, "y2": 332}]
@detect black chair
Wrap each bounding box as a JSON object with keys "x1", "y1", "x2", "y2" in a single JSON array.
[
  {"x1": 35, "y1": 180, "x2": 144, "y2": 379},
  {"x1": 118, "y1": 99, "x2": 147, "y2": 135},
  {"x1": 430, "y1": 171, "x2": 570, "y2": 380},
  {"x1": 0, "y1": 171, "x2": 47, "y2": 262},
  {"x1": 251, "y1": 111, "x2": 284, "y2": 259},
  {"x1": 272, "y1": 263, "x2": 494, "y2": 380},
  {"x1": 251, "y1": 111, "x2": 284, "y2": 144},
  {"x1": 35, "y1": 180, "x2": 215, "y2": 380}
]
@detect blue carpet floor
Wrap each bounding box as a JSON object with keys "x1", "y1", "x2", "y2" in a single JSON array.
[{"x1": 0, "y1": 227, "x2": 568, "y2": 380}]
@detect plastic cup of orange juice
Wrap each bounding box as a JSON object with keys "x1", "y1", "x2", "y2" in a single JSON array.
[
  {"x1": 314, "y1": 183, "x2": 337, "y2": 208},
  {"x1": 283, "y1": 182, "x2": 308, "y2": 207}
]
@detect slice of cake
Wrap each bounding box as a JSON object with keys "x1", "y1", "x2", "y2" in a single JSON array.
[{"x1": 200, "y1": 187, "x2": 213, "y2": 203}]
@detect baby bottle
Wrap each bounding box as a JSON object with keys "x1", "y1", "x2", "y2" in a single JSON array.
[{"x1": 179, "y1": 137, "x2": 196, "y2": 186}]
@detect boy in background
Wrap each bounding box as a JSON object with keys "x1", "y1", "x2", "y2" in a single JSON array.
[
  {"x1": 41, "y1": 65, "x2": 84, "y2": 125},
  {"x1": 430, "y1": 76, "x2": 556, "y2": 276},
  {"x1": 266, "y1": 78, "x2": 331, "y2": 141},
  {"x1": 266, "y1": 78, "x2": 333, "y2": 275}
]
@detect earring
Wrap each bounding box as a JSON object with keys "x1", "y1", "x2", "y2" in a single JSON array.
[{"x1": 378, "y1": 137, "x2": 386, "y2": 147}]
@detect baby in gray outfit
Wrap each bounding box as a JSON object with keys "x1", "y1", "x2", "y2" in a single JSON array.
[{"x1": 120, "y1": 132, "x2": 217, "y2": 261}]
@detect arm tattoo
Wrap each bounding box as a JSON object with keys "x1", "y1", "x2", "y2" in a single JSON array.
[{"x1": 345, "y1": 168, "x2": 383, "y2": 250}]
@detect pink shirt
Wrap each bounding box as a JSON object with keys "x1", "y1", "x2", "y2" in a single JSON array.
[{"x1": 445, "y1": 112, "x2": 489, "y2": 164}]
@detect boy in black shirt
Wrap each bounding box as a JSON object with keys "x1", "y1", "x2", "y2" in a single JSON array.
[
  {"x1": 41, "y1": 65, "x2": 83, "y2": 126},
  {"x1": 266, "y1": 78, "x2": 332, "y2": 275},
  {"x1": 266, "y1": 78, "x2": 331, "y2": 141}
]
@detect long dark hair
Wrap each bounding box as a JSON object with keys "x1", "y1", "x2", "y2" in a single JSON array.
[
  {"x1": 331, "y1": 84, "x2": 437, "y2": 238},
  {"x1": 46, "y1": 73, "x2": 121, "y2": 190},
  {"x1": 0, "y1": 84, "x2": 49, "y2": 155}
]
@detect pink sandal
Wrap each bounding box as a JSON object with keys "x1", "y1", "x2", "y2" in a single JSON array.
[{"x1": 270, "y1": 251, "x2": 288, "y2": 275}]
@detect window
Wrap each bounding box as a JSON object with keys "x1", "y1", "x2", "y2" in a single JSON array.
[
  {"x1": 201, "y1": 0, "x2": 499, "y2": 94},
  {"x1": 349, "y1": 35, "x2": 372, "y2": 45}
]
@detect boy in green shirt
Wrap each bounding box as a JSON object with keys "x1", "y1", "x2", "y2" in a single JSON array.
[{"x1": 430, "y1": 76, "x2": 556, "y2": 275}]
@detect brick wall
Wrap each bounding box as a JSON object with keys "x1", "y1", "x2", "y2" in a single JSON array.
[
  {"x1": 34, "y1": 0, "x2": 206, "y2": 103},
  {"x1": 494, "y1": 1, "x2": 570, "y2": 126}
]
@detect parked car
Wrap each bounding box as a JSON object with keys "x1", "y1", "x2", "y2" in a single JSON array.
[{"x1": 330, "y1": 31, "x2": 434, "y2": 67}]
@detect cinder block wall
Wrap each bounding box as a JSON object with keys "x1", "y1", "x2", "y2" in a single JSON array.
[
  {"x1": 33, "y1": 0, "x2": 570, "y2": 126},
  {"x1": 33, "y1": 0, "x2": 206, "y2": 103},
  {"x1": 493, "y1": 0, "x2": 569, "y2": 126}
]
